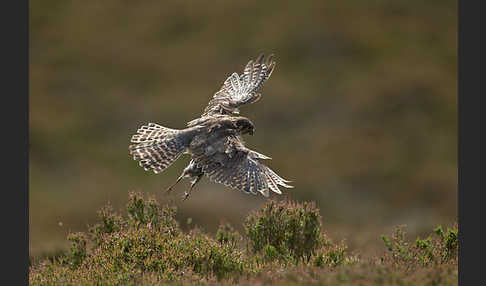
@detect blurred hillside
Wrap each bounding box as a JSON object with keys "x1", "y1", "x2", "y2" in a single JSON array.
[{"x1": 30, "y1": 0, "x2": 457, "y2": 258}]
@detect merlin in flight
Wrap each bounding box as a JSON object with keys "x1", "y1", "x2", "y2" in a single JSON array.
[{"x1": 129, "y1": 54, "x2": 293, "y2": 200}]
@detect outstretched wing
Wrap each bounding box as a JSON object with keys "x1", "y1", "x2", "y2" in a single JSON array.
[
  {"x1": 188, "y1": 54, "x2": 276, "y2": 126},
  {"x1": 191, "y1": 135, "x2": 292, "y2": 197}
]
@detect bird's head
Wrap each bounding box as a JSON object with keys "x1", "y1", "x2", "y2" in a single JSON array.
[{"x1": 232, "y1": 117, "x2": 255, "y2": 135}]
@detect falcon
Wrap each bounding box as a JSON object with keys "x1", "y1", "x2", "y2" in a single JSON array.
[{"x1": 129, "y1": 54, "x2": 293, "y2": 200}]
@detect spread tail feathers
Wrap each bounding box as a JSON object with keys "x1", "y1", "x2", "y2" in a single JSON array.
[{"x1": 129, "y1": 123, "x2": 194, "y2": 174}]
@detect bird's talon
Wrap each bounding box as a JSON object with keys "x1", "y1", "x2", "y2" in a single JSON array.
[{"x1": 182, "y1": 192, "x2": 189, "y2": 201}]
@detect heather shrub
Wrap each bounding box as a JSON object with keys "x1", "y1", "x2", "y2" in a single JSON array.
[
  {"x1": 433, "y1": 225, "x2": 459, "y2": 262},
  {"x1": 29, "y1": 192, "x2": 457, "y2": 285},
  {"x1": 381, "y1": 223, "x2": 458, "y2": 269},
  {"x1": 67, "y1": 232, "x2": 87, "y2": 269},
  {"x1": 30, "y1": 192, "x2": 246, "y2": 285},
  {"x1": 244, "y1": 200, "x2": 327, "y2": 264},
  {"x1": 216, "y1": 222, "x2": 241, "y2": 250},
  {"x1": 186, "y1": 229, "x2": 246, "y2": 281},
  {"x1": 313, "y1": 237, "x2": 349, "y2": 268},
  {"x1": 89, "y1": 204, "x2": 124, "y2": 246}
]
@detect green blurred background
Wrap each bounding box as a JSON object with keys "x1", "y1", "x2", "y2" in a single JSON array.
[{"x1": 30, "y1": 0, "x2": 457, "y2": 258}]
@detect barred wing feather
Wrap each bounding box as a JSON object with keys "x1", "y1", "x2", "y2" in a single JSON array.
[
  {"x1": 192, "y1": 136, "x2": 292, "y2": 197},
  {"x1": 195, "y1": 54, "x2": 276, "y2": 122}
]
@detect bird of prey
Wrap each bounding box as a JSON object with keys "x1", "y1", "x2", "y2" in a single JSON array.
[{"x1": 129, "y1": 54, "x2": 293, "y2": 200}]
